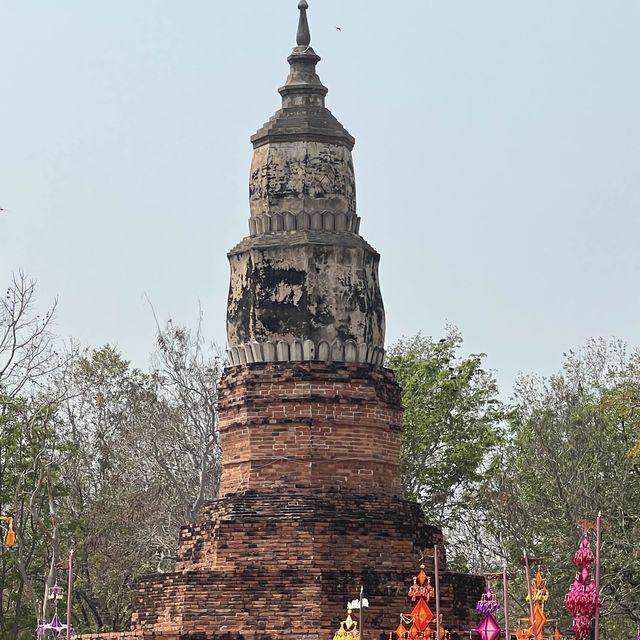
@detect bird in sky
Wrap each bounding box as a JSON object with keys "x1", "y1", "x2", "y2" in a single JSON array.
[
  {"x1": 336, "y1": 26, "x2": 342, "y2": 31},
  {"x1": 0, "y1": 207, "x2": 7, "y2": 213}
]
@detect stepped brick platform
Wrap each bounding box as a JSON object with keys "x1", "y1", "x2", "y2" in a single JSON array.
[
  {"x1": 79, "y1": 359, "x2": 483, "y2": 639},
  {"x1": 81, "y1": 489, "x2": 483, "y2": 640}
]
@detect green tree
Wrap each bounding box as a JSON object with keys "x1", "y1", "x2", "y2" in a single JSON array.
[
  {"x1": 0, "y1": 272, "x2": 57, "y2": 399},
  {"x1": 477, "y1": 339, "x2": 640, "y2": 636},
  {"x1": 0, "y1": 394, "x2": 63, "y2": 640},
  {"x1": 0, "y1": 273, "x2": 65, "y2": 640},
  {"x1": 0, "y1": 273, "x2": 223, "y2": 635},
  {"x1": 387, "y1": 328, "x2": 504, "y2": 544},
  {"x1": 52, "y1": 319, "x2": 222, "y2": 633}
]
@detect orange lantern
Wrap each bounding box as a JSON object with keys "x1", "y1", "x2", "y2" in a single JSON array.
[{"x1": 1, "y1": 516, "x2": 16, "y2": 547}]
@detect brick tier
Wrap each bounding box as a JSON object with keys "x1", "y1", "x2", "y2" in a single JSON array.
[
  {"x1": 121, "y1": 490, "x2": 483, "y2": 639},
  {"x1": 218, "y1": 363, "x2": 403, "y2": 497}
]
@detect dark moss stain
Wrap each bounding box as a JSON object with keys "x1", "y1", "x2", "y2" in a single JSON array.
[
  {"x1": 310, "y1": 298, "x2": 336, "y2": 331},
  {"x1": 228, "y1": 243, "x2": 385, "y2": 346},
  {"x1": 254, "y1": 261, "x2": 310, "y2": 337},
  {"x1": 364, "y1": 252, "x2": 386, "y2": 342},
  {"x1": 346, "y1": 279, "x2": 368, "y2": 314}
]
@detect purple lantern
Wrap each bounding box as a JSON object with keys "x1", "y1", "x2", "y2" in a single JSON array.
[
  {"x1": 38, "y1": 613, "x2": 68, "y2": 638},
  {"x1": 476, "y1": 587, "x2": 499, "y2": 616}
]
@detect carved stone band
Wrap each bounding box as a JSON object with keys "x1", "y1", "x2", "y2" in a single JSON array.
[
  {"x1": 227, "y1": 339, "x2": 385, "y2": 367},
  {"x1": 248, "y1": 210, "x2": 360, "y2": 236}
]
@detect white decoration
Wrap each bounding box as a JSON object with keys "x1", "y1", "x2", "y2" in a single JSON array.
[{"x1": 347, "y1": 598, "x2": 369, "y2": 610}]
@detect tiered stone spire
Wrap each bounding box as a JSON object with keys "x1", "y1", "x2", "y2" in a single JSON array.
[
  {"x1": 77, "y1": 5, "x2": 484, "y2": 639},
  {"x1": 226, "y1": 0, "x2": 385, "y2": 367}
]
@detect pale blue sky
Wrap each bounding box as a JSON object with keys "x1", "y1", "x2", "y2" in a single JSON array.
[{"x1": 1, "y1": 1, "x2": 639, "y2": 396}]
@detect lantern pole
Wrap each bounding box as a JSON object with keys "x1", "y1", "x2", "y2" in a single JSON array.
[
  {"x1": 434, "y1": 545, "x2": 441, "y2": 640},
  {"x1": 522, "y1": 551, "x2": 536, "y2": 639},
  {"x1": 502, "y1": 565, "x2": 510, "y2": 640},
  {"x1": 359, "y1": 585, "x2": 364, "y2": 640},
  {"x1": 594, "y1": 512, "x2": 602, "y2": 640},
  {"x1": 66, "y1": 550, "x2": 73, "y2": 640}
]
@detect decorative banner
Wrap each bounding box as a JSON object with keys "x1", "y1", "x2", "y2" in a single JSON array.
[
  {"x1": 388, "y1": 561, "x2": 450, "y2": 640},
  {"x1": 515, "y1": 567, "x2": 563, "y2": 640},
  {"x1": 348, "y1": 598, "x2": 369, "y2": 610},
  {"x1": 333, "y1": 608, "x2": 360, "y2": 640},
  {"x1": 0, "y1": 516, "x2": 16, "y2": 547},
  {"x1": 563, "y1": 534, "x2": 600, "y2": 640},
  {"x1": 5, "y1": 521, "x2": 15, "y2": 546}
]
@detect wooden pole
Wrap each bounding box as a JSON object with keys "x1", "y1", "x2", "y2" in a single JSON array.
[
  {"x1": 434, "y1": 545, "x2": 441, "y2": 640},
  {"x1": 594, "y1": 512, "x2": 602, "y2": 640},
  {"x1": 502, "y1": 566, "x2": 510, "y2": 640},
  {"x1": 66, "y1": 550, "x2": 73, "y2": 640},
  {"x1": 522, "y1": 551, "x2": 536, "y2": 639}
]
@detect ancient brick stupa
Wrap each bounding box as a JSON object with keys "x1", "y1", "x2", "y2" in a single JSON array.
[{"x1": 81, "y1": 3, "x2": 483, "y2": 639}]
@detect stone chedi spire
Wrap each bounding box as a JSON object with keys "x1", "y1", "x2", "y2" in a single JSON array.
[
  {"x1": 77, "y1": 5, "x2": 483, "y2": 640},
  {"x1": 226, "y1": 0, "x2": 385, "y2": 368}
]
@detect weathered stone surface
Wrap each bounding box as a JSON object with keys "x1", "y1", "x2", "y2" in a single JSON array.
[
  {"x1": 249, "y1": 141, "x2": 356, "y2": 222},
  {"x1": 252, "y1": 105, "x2": 354, "y2": 150},
  {"x1": 230, "y1": 4, "x2": 371, "y2": 367},
  {"x1": 250, "y1": 42, "x2": 354, "y2": 151},
  {"x1": 226, "y1": 237, "x2": 385, "y2": 364}
]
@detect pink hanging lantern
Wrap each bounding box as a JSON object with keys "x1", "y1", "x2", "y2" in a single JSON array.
[
  {"x1": 475, "y1": 584, "x2": 501, "y2": 640},
  {"x1": 564, "y1": 534, "x2": 600, "y2": 640},
  {"x1": 475, "y1": 613, "x2": 501, "y2": 640}
]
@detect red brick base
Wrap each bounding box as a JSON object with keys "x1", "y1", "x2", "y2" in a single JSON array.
[
  {"x1": 79, "y1": 364, "x2": 484, "y2": 640},
  {"x1": 218, "y1": 363, "x2": 403, "y2": 496},
  {"x1": 119, "y1": 489, "x2": 482, "y2": 639}
]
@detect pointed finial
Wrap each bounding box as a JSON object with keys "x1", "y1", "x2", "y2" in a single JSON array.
[{"x1": 296, "y1": 0, "x2": 311, "y2": 47}]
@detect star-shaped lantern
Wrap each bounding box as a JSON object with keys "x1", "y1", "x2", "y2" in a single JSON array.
[
  {"x1": 388, "y1": 560, "x2": 450, "y2": 640},
  {"x1": 517, "y1": 566, "x2": 564, "y2": 639},
  {"x1": 475, "y1": 613, "x2": 501, "y2": 640}
]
